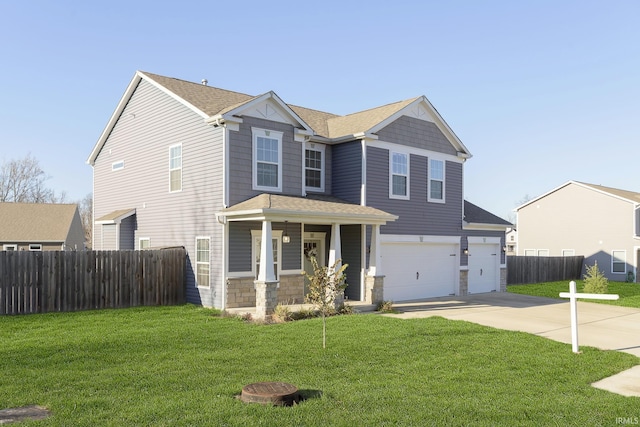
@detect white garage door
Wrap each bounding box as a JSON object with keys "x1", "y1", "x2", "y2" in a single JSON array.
[
  {"x1": 468, "y1": 243, "x2": 499, "y2": 293},
  {"x1": 381, "y1": 242, "x2": 458, "y2": 301}
]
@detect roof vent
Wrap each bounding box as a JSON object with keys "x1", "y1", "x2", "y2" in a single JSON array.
[{"x1": 201, "y1": 79, "x2": 208, "y2": 86}]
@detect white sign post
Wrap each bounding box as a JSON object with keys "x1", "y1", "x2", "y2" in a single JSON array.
[{"x1": 559, "y1": 281, "x2": 619, "y2": 353}]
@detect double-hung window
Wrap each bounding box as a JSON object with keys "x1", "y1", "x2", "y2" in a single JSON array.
[
  {"x1": 305, "y1": 143, "x2": 325, "y2": 191},
  {"x1": 253, "y1": 128, "x2": 283, "y2": 192},
  {"x1": 251, "y1": 230, "x2": 282, "y2": 280},
  {"x1": 196, "y1": 237, "x2": 210, "y2": 287},
  {"x1": 612, "y1": 250, "x2": 626, "y2": 274},
  {"x1": 390, "y1": 152, "x2": 409, "y2": 199},
  {"x1": 169, "y1": 144, "x2": 182, "y2": 192},
  {"x1": 428, "y1": 158, "x2": 445, "y2": 202}
]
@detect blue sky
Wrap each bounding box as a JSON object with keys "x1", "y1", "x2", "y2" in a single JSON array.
[{"x1": 1, "y1": 0, "x2": 638, "y2": 221}]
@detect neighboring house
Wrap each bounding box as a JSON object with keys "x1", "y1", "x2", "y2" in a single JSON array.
[
  {"x1": 87, "y1": 71, "x2": 511, "y2": 311},
  {"x1": 516, "y1": 181, "x2": 640, "y2": 282},
  {"x1": 505, "y1": 227, "x2": 517, "y2": 256},
  {"x1": 0, "y1": 203, "x2": 85, "y2": 251}
]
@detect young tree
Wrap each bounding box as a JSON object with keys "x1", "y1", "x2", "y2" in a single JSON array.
[
  {"x1": 0, "y1": 154, "x2": 66, "y2": 203},
  {"x1": 583, "y1": 261, "x2": 608, "y2": 294},
  {"x1": 303, "y1": 257, "x2": 348, "y2": 349},
  {"x1": 78, "y1": 193, "x2": 93, "y2": 249}
]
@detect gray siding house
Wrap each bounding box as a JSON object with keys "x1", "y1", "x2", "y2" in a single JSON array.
[
  {"x1": 516, "y1": 181, "x2": 640, "y2": 282},
  {"x1": 88, "y1": 71, "x2": 511, "y2": 311}
]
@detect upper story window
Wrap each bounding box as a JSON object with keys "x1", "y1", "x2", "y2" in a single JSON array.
[
  {"x1": 169, "y1": 144, "x2": 182, "y2": 192},
  {"x1": 612, "y1": 250, "x2": 626, "y2": 274},
  {"x1": 390, "y1": 152, "x2": 409, "y2": 200},
  {"x1": 305, "y1": 143, "x2": 325, "y2": 192},
  {"x1": 428, "y1": 158, "x2": 445, "y2": 202},
  {"x1": 112, "y1": 161, "x2": 124, "y2": 171},
  {"x1": 252, "y1": 128, "x2": 283, "y2": 192}
]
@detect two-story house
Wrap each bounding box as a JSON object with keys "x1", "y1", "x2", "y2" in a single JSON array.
[
  {"x1": 516, "y1": 181, "x2": 640, "y2": 282},
  {"x1": 87, "y1": 71, "x2": 511, "y2": 313}
]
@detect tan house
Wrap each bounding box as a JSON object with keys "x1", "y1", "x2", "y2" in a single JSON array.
[
  {"x1": 516, "y1": 181, "x2": 640, "y2": 282},
  {"x1": 0, "y1": 203, "x2": 85, "y2": 251}
]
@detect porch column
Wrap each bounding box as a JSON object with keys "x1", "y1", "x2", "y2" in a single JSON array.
[
  {"x1": 366, "y1": 224, "x2": 384, "y2": 304},
  {"x1": 255, "y1": 220, "x2": 278, "y2": 320}
]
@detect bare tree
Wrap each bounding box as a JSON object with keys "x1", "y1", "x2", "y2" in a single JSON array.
[
  {"x1": 78, "y1": 193, "x2": 93, "y2": 249},
  {"x1": 0, "y1": 154, "x2": 66, "y2": 203}
]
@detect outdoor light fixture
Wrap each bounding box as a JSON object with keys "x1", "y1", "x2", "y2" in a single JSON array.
[
  {"x1": 282, "y1": 221, "x2": 290, "y2": 243},
  {"x1": 463, "y1": 248, "x2": 469, "y2": 255}
]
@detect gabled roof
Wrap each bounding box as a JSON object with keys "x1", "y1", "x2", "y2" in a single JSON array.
[
  {"x1": 516, "y1": 181, "x2": 640, "y2": 211},
  {"x1": 88, "y1": 71, "x2": 472, "y2": 165},
  {"x1": 95, "y1": 208, "x2": 136, "y2": 224},
  {"x1": 463, "y1": 200, "x2": 512, "y2": 229},
  {"x1": 0, "y1": 203, "x2": 80, "y2": 242}
]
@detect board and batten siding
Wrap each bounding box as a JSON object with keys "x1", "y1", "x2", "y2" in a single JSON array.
[
  {"x1": 366, "y1": 146, "x2": 463, "y2": 236},
  {"x1": 92, "y1": 78, "x2": 226, "y2": 308},
  {"x1": 227, "y1": 117, "x2": 302, "y2": 206},
  {"x1": 331, "y1": 141, "x2": 362, "y2": 204}
]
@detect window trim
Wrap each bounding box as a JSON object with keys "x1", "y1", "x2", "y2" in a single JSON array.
[
  {"x1": 611, "y1": 250, "x2": 626, "y2": 274},
  {"x1": 169, "y1": 143, "x2": 182, "y2": 193},
  {"x1": 112, "y1": 160, "x2": 125, "y2": 171},
  {"x1": 251, "y1": 229, "x2": 283, "y2": 280},
  {"x1": 139, "y1": 238, "x2": 150, "y2": 250},
  {"x1": 304, "y1": 143, "x2": 325, "y2": 192},
  {"x1": 389, "y1": 151, "x2": 410, "y2": 200},
  {"x1": 3, "y1": 244, "x2": 17, "y2": 251},
  {"x1": 562, "y1": 249, "x2": 575, "y2": 257},
  {"x1": 428, "y1": 158, "x2": 445, "y2": 203},
  {"x1": 252, "y1": 128, "x2": 283, "y2": 192},
  {"x1": 28, "y1": 244, "x2": 42, "y2": 251},
  {"x1": 195, "y1": 236, "x2": 211, "y2": 288}
]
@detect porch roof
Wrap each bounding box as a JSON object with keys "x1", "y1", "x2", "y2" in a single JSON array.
[{"x1": 217, "y1": 194, "x2": 397, "y2": 225}]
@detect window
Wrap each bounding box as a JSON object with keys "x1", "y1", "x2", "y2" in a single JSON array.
[
  {"x1": 251, "y1": 230, "x2": 282, "y2": 279},
  {"x1": 562, "y1": 249, "x2": 575, "y2": 256},
  {"x1": 29, "y1": 244, "x2": 42, "y2": 251},
  {"x1": 612, "y1": 250, "x2": 626, "y2": 274},
  {"x1": 537, "y1": 249, "x2": 549, "y2": 256},
  {"x1": 3, "y1": 244, "x2": 17, "y2": 251},
  {"x1": 112, "y1": 161, "x2": 124, "y2": 171},
  {"x1": 428, "y1": 158, "x2": 445, "y2": 202},
  {"x1": 139, "y1": 238, "x2": 150, "y2": 250},
  {"x1": 169, "y1": 144, "x2": 182, "y2": 192},
  {"x1": 524, "y1": 249, "x2": 535, "y2": 256},
  {"x1": 305, "y1": 144, "x2": 325, "y2": 191},
  {"x1": 196, "y1": 237, "x2": 210, "y2": 287},
  {"x1": 390, "y1": 152, "x2": 409, "y2": 199},
  {"x1": 252, "y1": 128, "x2": 283, "y2": 191}
]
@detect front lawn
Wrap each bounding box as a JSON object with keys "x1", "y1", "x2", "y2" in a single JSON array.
[
  {"x1": 0, "y1": 305, "x2": 638, "y2": 426},
  {"x1": 508, "y1": 280, "x2": 640, "y2": 308}
]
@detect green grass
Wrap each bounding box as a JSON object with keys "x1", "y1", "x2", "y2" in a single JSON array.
[
  {"x1": 508, "y1": 280, "x2": 640, "y2": 308},
  {"x1": 0, "y1": 305, "x2": 638, "y2": 426}
]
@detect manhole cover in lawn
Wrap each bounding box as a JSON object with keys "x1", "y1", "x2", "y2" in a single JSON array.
[{"x1": 240, "y1": 382, "x2": 299, "y2": 406}]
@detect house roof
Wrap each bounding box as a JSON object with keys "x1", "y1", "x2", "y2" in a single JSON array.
[
  {"x1": 463, "y1": 200, "x2": 512, "y2": 229},
  {"x1": 218, "y1": 194, "x2": 398, "y2": 225},
  {"x1": 516, "y1": 181, "x2": 640, "y2": 210},
  {"x1": 95, "y1": 208, "x2": 136, "y2": 224},
  {"x1": 0, "y1": 203, "x2": 80, "y2": 242},
  {"x1": 88, "y1": 71, "x2": 471, "y2": 165}
]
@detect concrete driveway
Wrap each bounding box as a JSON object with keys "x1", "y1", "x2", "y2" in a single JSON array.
[{"x1": 383, "y1": 292, "x2": 640, "y2": 397}]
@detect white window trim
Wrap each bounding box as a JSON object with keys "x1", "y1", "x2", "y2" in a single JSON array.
[
  {"x1": 112, "y1": 160, "x2": 125, "y2": 171},
  {"x1": 523, "y1": 249, "x2": 536, "y2": 256},
  {"x1": 611, "y1": 250, "x2": 626, "y2": 274},
  {"x1": 29, "y1": 244, "x2": 42, "y2": 251},
  {"x1": 169, "y1": 143, "x2": 182, "y2": 193},
  {"x1": 195, "y1": 236, "x2": 211, "y2": 288},
  {"x1": 428, "y1": 158, "x2": 446, "y2": 203},
  {"x1": 139, "y1": 238, "x2": 150, "y2": 250},
  {"x1": 562, "y1": 249, "x2": 575, "y2": 256},
  {"x1": 537, "y1": 249, "x2": 549, "y2": 256},
  {"x1": 252, "y1": 128, "x2": 283, "y2": 192},
  {"x1": 304, "y1": 142, "x2": 325, "y2": 192},
  {"x1": 3, "y1": 244, "x2": 17, "y2": 251},
  {"x1": 389, "y1": 151, "x2": 410, "y2": 200},
  {"x1": 251, "y1": 229, "x2": 283, "y2": 280}
]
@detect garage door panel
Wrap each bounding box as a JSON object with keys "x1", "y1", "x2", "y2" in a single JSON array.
[{"x1": 468, "y1": 244, "x2": 499, "y2": 293}]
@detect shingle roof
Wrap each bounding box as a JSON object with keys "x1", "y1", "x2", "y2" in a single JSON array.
[
  {"x1": 464, "y1": 200, "x2": 512, "y2": 226},
  {"x1": 577, "y1": 182, "x2": 640, "y2": 203},
  {"x1": 0, "y1": 203, "x2": 79, "y2": 242}
]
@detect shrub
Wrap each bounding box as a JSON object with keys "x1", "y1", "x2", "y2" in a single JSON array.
[
  {"x1": 272, "y1": 304, "x2": 292, "y2": 323},
  {"x1": 338, "y1": 303, "x2": 355, "y2": 315},
  {"x1": 583, "y1": 262, "x2": 608, "y2": 293},
  {"x1": 376, "y1": 300, "x2": 395, "y2": 312}
]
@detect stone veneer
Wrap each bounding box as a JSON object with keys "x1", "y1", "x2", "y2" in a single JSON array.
[
  {"x1": 459, "y1": 269, "x2": 469, "y2": 295},
  {"x1": 226, "y1": 274, "x2": 305, "y2": 308},
  {"x1": 500, "y1": 267, "x2": 507, "y2": 292},
  {"x1": 364, "y1": 275, "x2": 385, "y2": 304}
]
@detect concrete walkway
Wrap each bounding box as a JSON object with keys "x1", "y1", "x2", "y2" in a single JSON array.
[{"x1": 383, "y1": 292, "x2": 640, "y2": 397}]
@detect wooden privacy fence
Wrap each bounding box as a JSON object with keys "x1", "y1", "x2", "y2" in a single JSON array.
[
  {"x1": 507, "y1": 255, "x2": 584, "y2": 285},
  {"x1": 0, "y1": 248, "x2": 185, "y2": 315}
]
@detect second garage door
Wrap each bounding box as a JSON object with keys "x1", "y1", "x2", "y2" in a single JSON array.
[
  {"x1": 381, "y1": 240, "x2": 458, "y2": 301},
  {"x1": 467, "y1": 240, "x2": 500, "y2": 294}
]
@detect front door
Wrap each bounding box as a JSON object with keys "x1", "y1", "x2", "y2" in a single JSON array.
[{"x1": 303, "y1": 233, "x2": 326, "y2": 295}]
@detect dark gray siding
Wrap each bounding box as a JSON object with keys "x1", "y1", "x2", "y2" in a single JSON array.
[
  {"x1": 92, "y1": 78, "x2": 225, "y2": 308},
  {"x1": 228, "y1": 117, "x2": 302, "y2": 206},
  {"x1": 331, "y1": 141, "x2": 362, "y2": 204},
  {"x1": 341, "y1": 224, "x2": 362, "y2": 301},
  {"x1": 119, "y1": 215, "x2": 136, "y2": 250},
  {"x1": 366, "y1": 146, "x2": 463, "y2": 236},
  {"x1": 376, "y1": 116, "x2": 457, "y2": 155}
]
